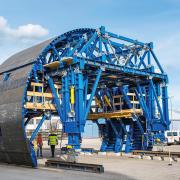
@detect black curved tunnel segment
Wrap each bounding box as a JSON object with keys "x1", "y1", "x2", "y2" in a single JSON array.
[
  {"x1": 0, "y1": 76, "x2": 37, "y2": 167},
  {"x1": 0, "y1": 28, "x2": 96, "y2": 167},
  {"x1": 0, "y1": 40, "x2": 51, "y2": 167}
]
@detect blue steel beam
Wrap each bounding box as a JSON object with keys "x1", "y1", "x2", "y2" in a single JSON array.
[
  {"x1": 109, "y1": 120, "x2": 122, "y2": 153},
  {"x1": 84, "y1": 76, "x2": 88, "y2": 110},
  {"x1": 150, "y1": 49, "x2": 164, "y2": 74},
  {"x1": 135, "y1": 86, "x2": 151, "y2": 130},
  {"x1": 138, "y1": 51, "x2": 148, "y2": 68},
  {"x1": 149, "y1": 79, "x2": 166, "y2": 126},
  {"x1": 135, "y1": 84, "x2": 150, "y2": 121},
  {"x1": 104, "y1": 88, "x2": 127, "y2": 134},
  {"x1": 80, "y1": 58, "x2": 168, "y2": 80},
  {"x1": 106, "y1": 31, "x2": 145, "y2": 46},
  {"x1": 51, "y1": 45, "x2": 61, "y2": 61},
  {"x1": 30, "y1": 115, "x2": 47, "y2": 142},
  {"x1": 47, "y1": 76, "x2": 63, "y2": 121},
  {"x1": 120, "y1": 86, "x2": 144, "y2": 134},
  {"x1": 79, "y1": 32, "x2": 97, "y2": 54},
  {"x1": 48, "y1": 57, "x2": 167, "y2": 81},
  {"x1": 75, "y1": 68, "x2": 84, "y2": 131},
  {"x1": 62, "y1": 73, "x2": 70, "y2": 123},
  {"x1": 87, "y1": 38, "x2": 99, "y2": 59},
  {"x1": 84, "y1": 68, "x2": 102, "y2": 121},
  {"x1": 68, "y1": 36, "x2": 85, "y2": 57},
  {"x1": 162, "y1": 84, "x2": 170, "y2": 127}
]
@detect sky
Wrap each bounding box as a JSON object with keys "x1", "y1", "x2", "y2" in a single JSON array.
[{"x1": 0, "y1": 0, "x2": 180, "y2": 117}]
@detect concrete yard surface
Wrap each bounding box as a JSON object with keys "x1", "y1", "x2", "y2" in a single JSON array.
[
  {"x1": 40, "y1": 139, "x2": 180, "y2": 180},
  {"x1": 1, "y1": 152, "x2": 180, "y2": 180},
  {"x1": 1, "y1": 154, "x2": 180, "y2": 180},
  {"x1": 39, "y1": 150, "x2": 180, "y2": 180},
  {"x1": 77, "y1": 155, "x2": 180, "y2": 180},
  {"x1": 1, "y1": 140, "x2": 180, "y2": 180},
  {"x1": 0, "y1": 164, "x2": 133, "y2": 180}
]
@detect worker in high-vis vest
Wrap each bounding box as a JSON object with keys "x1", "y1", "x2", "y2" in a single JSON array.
[{"x1": 48, "y1": 132, "x2": 58, "y2": 158}]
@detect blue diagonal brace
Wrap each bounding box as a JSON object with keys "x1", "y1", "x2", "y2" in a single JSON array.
[
  {"x1": 118, "y1": 118, "x2": 127, "y2": 134},
  {"x1": 149, "y1": 79, "x2": 166, "y2": 126},
  {"x1": 84, "y1": 68, "x2": 102, "y2": 121},
  {"x1": 109, "y1": 120, "x2": 119, "y2": 137},
  {"x1": 33, "y1": 65, "x2": 41, "y2": 92},
  {"x1": 30, "y1": 115, "x2": 47, "y2": 142},
  {"x1": 135, "y1": 84, "x2": 150, "y2": 121},
  {"x1": 120, "y1": 87, "x2": 144, "y2": 134},
  {"x1": 79, "y1": 32, "x2": 97, "y2": 54},
  {"x1": 138, "y1": 51, "x2": 148, "y2": 68},
  {"x1": 52, "y1": 45, "x2": 61, "y2": 61},
  {"x1": 162, "y1": 84, "x2": 170, "y2": 127},
  {"x1": 150, "y1": 50, "x2": 164, "y2": 73},
  {"x1": 104, "y1": 89, "x2": 127, "y2": 134},
  {"x1": 125, "y1": 54, "x2": 134, "y2": 66},
  {"x1": 47, "y1": 76, "x2": 63, "y2": 121},
  {"x1": 68, "y1": 36, "x2": 85, "y2": 56},
  {"x1": 135, "y1": 85, "x2": 151, "y2": 130},
  {"x1": 84, "y1": 77, "x2": 88, "y2": 110},
  {"x1": 103, "y1": 41, "x2": 114, "y2": 64}
]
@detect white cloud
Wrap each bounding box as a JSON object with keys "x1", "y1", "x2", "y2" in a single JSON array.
[
  {"x1": 0, "y1": 16, "x2": 49, "y2": 64},
  {"x1": 0, "y1": 16, "x2": 49, "y2": 40},
  {"x1": 8, "y1": 24, "x2": 48, "y2": 39}
]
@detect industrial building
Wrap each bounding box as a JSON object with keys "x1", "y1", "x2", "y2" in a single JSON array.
[{"x1": 26, "y1": 117, "x2": 99, "y2": 139}]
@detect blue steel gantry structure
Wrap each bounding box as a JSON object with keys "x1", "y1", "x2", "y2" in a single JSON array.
[
  {"x1": 0, "y1": 26, "x2": 170, "y2": 167},
  {"x1": 25, "y1": 26, "x2": 169, "y2": 152}
]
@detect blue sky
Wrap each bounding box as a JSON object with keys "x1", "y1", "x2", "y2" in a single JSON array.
[{"x1": 0, "y1": 0, "x2": 180, "y2": 114}]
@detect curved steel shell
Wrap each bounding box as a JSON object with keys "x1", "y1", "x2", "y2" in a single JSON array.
[
  {"x1": 0, "y1": 40, "x2": 51, "y2": 167},
  {"x1": 0, "y1": 74, "x2": 35, "y2": 166},
  {"x1": 0, "y1": 28, "x2": 95, "y2": 167}
]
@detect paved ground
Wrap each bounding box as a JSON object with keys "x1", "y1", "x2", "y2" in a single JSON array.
[
  {"x1": 1, "y1": 154, "x2": 180, "y2": 180},
  {"x1": 38, "y1": 152, "x2": 180, "y2": 180},
  {"x1": 77, "y1": 155, "x2": 180, "y2": 180},
  {"x1": 1, "y1": 139, "x2": 180, "y2": 180},
  {"x1": 0, "y1": 164, "x2": 133, "y2": 180}
]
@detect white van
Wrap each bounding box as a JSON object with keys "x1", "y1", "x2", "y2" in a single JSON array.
[{"x1": 165, "y1": 131, "x2": 180, "y2": 145}]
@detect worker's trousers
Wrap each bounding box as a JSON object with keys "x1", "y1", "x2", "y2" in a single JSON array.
[
  {"x1": 37, "y1": 145, "x2": 43, "y2": 157},
  {"x1": 50, "y1": 145, "x2": 55, "y2": 157}
]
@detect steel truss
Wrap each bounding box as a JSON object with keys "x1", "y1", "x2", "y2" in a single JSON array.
[{"x1": 23, "y1": 26, "x2": 169, "y2": 154}]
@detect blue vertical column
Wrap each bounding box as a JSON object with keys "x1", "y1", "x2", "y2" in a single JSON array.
[
  {"x1": 161, "y1": 83, "x2": 170, "y2": 129},
  {"x1": 61, "y1": 69, "x2": 80, "y2": 149},
  {"x1": 100, "y1": 119, "x2": 110, "y2": 152},
  {"x1": 75, "y1": 68, "x2": 84, "y2": 131},
  {"x1": 62, "y1": 71, "x2": 70, "y2": 128},
  {"x1": 148, "y1": 81, "x2": 155, "y2": 126},
  {"x1": 68, "y1": 68, "x2": 84, "y2": 149},
  {"x1": 125, "y1": 124, "x2": 133, "y2": 153}
]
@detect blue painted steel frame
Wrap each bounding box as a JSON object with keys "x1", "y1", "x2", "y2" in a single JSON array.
[{"x1": 23, "y1": 26, "x2": 170, "y2": 154}]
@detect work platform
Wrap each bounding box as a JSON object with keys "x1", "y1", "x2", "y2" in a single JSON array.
[{"x1": 88, "y1": 109, "x2": 142, "y2": 119}]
